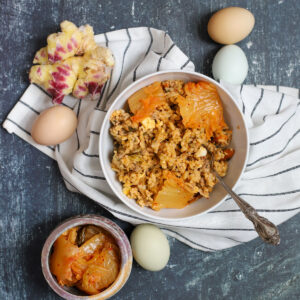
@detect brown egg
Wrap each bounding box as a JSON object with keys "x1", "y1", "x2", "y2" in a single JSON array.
[
  {"x1": 31, "y1": 105, "x2": 77, "y2": 145},
  {"x1": 207, "y1": 7, "x2": 255, "y2": 44}
]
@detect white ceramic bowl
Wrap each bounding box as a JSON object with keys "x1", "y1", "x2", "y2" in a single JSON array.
[{"x1": 99, "y1": 70, "x2": 248, "y2": 220}]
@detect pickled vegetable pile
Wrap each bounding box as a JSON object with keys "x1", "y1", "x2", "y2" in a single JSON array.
[
  {"x1": 50, "y1": 225, "x2": 120, "y2": 295},
  {"x1": 109, "y1": 80, "x2": 234, "y2": 211}
]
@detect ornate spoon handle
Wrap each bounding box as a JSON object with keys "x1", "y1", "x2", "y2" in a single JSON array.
[{"x1": 214, "y1": 171, "x2": 280, "y2": 245}]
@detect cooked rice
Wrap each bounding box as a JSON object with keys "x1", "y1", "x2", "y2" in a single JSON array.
[{"x1": 109, "y1": 80, "x2": 233, "y2": 209}]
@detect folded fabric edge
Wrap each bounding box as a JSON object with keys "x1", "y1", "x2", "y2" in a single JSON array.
[
  {"x1": 161, "y1": 229, "x2": 214, "y2": 251},
  {"x1": 221, "y1": 80, "x2": 299, "y2": 99},
  {"x1": 94, "y1": 26, "x2": 169, "y2": 42}
]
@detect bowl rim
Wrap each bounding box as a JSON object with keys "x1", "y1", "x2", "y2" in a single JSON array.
[
  {"x1": 41, "y1": 215, "x2": 132, "y2": 300},
  {"x1": 99, "y1": 70, "x2": 249, "y2": 220}
]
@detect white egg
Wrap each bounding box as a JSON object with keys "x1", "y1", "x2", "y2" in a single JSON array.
[
  {"x1": 212, "y1": 45, "x2": 248, "y2": 85},
  {"x1": 130, "y1": 224, "x2": 170, "y2": 271}
]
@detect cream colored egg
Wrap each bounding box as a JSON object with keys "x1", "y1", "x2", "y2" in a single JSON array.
[
  {"x1": 130, "y1": 224, "x2": 170, "y2": 271},
  {"x1": 207, "y1": 7, "x2": 255, "y2": 44},
  {"x1": 31, "y1": 105, "x2": 77, "y2": 145}
]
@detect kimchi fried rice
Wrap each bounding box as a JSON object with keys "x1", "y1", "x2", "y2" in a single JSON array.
[{"x1": 109, "y1": 80, "x2": 234, "y2": 211}]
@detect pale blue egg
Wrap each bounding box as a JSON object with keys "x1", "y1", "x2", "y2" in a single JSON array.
[{"x1": 212, "y1": 45, "x2": 248, "y2": 85}]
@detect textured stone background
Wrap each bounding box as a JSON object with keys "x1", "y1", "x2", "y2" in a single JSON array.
[{"x1": 0, "y1": 0, "x2": 299, "y2": 299}]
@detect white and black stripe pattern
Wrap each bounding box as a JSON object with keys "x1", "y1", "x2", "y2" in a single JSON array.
[
  {"x1": 180, "y1": 58, "x2": 191, "y2": 69},
  {"x1": 96, "y1": 33, "x2": 110, "y2": 110},
  {"x1": 156, "y1": 43, "x2": 175, "y2": 71},
  {"x1": 3, "y1": 27, "x2": 300, "y2": 251},
  {"x1": 133, "y1": 27, "x2": 153, "y2": 81},
  {"x1": 105, "y1": 29, "x2": 132, "y2": 104}
]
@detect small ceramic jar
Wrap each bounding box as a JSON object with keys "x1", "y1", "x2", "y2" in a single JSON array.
[{"x1": 41, "y1": 215, "x2": 132, "y2": 300}]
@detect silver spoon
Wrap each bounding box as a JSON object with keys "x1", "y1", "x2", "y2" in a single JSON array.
[{"x1": 210, "y1": 156, "x2": 280, "y2": 245}]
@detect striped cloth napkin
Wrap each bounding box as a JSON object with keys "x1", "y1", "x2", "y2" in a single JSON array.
[{"x1": 3, "y1": 27, "x2": 300, "y2": 251}]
